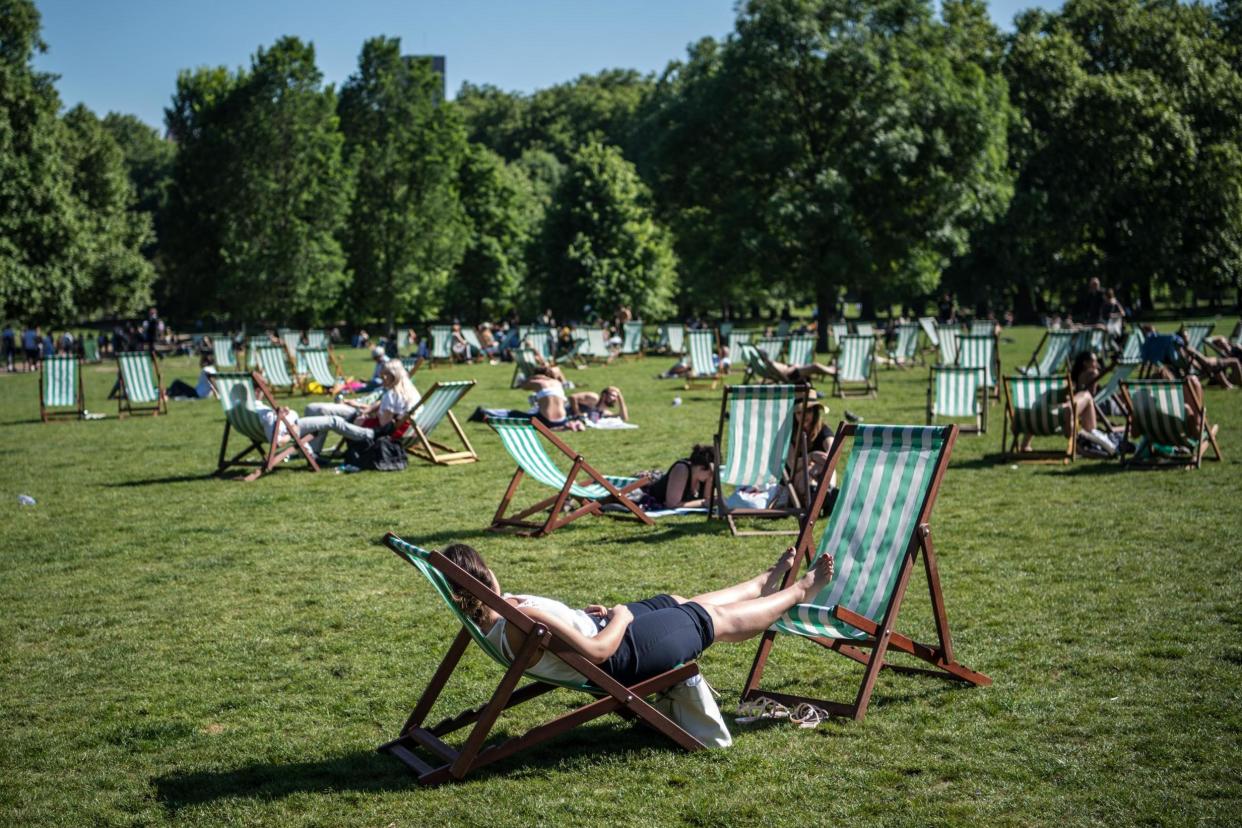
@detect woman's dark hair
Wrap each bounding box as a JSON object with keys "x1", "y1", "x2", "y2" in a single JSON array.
[
  {"x1": 688, "y1": 443, "x2": 715, "y2": 469},
  {"x1": 440, "y1": 543, "x2": 493, "y2": 627},
  {"x1": 1071, "y1": 350, "x2": 1096, "y2": 379}
]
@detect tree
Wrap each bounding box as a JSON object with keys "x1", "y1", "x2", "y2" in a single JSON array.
[
  {"x1": 538, "y1": 141, "x2": 677, "y2": 320},
  {"x1": 338, "y1": 36, "x2": 468, "y2": 326},
  {"x1": 100, "y1": 113, "x2": 174, "y2": 261}
]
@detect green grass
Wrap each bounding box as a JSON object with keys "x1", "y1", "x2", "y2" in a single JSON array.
[{"x1": 2, "y1": 324, "x2": 1240, "y2": 827}]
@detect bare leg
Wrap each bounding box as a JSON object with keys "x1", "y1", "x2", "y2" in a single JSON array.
[
  {"x1": 1076, "y1": 392, "x2": 1096, "y2": 432},
  {"x1": 703, "y1": 555, "x2": 835, "y2": 643},
  {"x1": 689, "y1": 547, "x2": 799, "y2": 607}
]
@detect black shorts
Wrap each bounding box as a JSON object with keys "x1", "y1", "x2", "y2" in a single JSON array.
[{"x1": 600, "y1": 594, "x2": 714, "y2": 685}]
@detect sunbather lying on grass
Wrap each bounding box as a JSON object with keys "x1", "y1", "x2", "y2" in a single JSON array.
[{"x1": 442, "y1": 543, "x2": 834, "y2": 686}]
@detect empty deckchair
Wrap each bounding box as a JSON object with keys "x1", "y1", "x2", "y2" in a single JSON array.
[
  {"x1": 828, "y1": 322, "x2": 850, "y2": 352},
  {"x1": 377, "y1": 534, "x2": 704, "y2": 785},
  {"x1": 918, "y1": 316, "x2": 940, "y2": 349},
  {"x1": 620, "y1": 321, "x2": 644, "y2": 357},
  {"x1": 831, "y1": 335, "x2": 877, "y2": 398},
  {"x1": 1119, "y1": 379, "x2": 1221, "y2": 469},
  {"x1": 927, "y1": 366, "x2": 986, "y2": 434},
  {"x1": 956, "y1": 334, "x2": 998, "y2": 399},
  {"x1": 710, "y1": 384, "x2": 806, "y2": 536},
  {"x1": 969, "y1": 319, "x2": 995, "y2": 336},
  {"x1": 82, "y1": 336, "x2": 100, "y2": 363},
  {"x1": 577, "y1": 327, "x2": 612, "y2": 363},
  {"x1": 245, "y1": 335, "x2": 270, "y2": 369},
  {"x1": 40, "y1": 355, "x2": 84, "y2": 422},
  {"x1": 306, "y1": 329, "x2": 329, "y2": 348},
  {"x1": 1002, "y1": 374, "x2": 1075, "y2": 463},
  {"x1": 727, "y1": 329, "x2": 756, "y2": 368},
  {"x1": 1021, "y1": 329, "x2": 1074, "y2": 376},
  {"x1": 683, "y1": 329, "x2": 721, "y2": 390},
  {"x1": 428, "y1": 325, "x2": 454, "y2": 365},
  {"x1": 786, "y1": 334, "x2": 815, "y2": 367},
  {"x1": 855, "y1": 322, "x2": 874, "y2": 338},
  {"x1": 938, "y1": 327, "x2": 959, "y2": 366},
  {"x1": 396, "y1": 380, "x2": 478, "y2": 465},
  {"x1": 888, "y1": 323, "x2": 921, "y2": 368},
  {"x1": 657, "y1": 323, "x2": 686, "y2": 355},
  {"x1": 1180, "y1": 322, "x2": 1214, "y2": 352},
  {"x1": 298, "y1": 346, "x2": 340, "y2": 393},
  {"x1": 278, "y1": 328, "x2": 301, "y2": 357},
  {"x1": 754, "y1": 337, "x2": 784, "y2": 361},
  {"x1": 209, "y1": 371, "x2": 319, "y2": 481},
  {"x1": 254, "y1": 344, "x2": 295, "y2": 394},
  {"x1": 487, "y1": 417, "x2": 653, "y2": 536},
  {"x1": 116, "y1": 351, "x2": 166, "y2": 417},
  {"x1": 212, "y1": 337, "x2": 237, "y2": 368},
  {"x1": 741, "y1": 423, "x2": 990, "y2": 721}
]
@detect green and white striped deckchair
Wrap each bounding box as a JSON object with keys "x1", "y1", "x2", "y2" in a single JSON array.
[
  {"x1": 684, "y1": 329, "x2": 720, "y2": 390},
  {"x1": 116, "y1": 351, "x2": 166, "y2": 417},
  {"x1": 938, "y1": 327, "x2": 959, "y2": 366},
  {"x1": 741, "y1": 423, "x2": 990, "y2": 721},
  {"x1": 969, "y1": 319, "x2": 995, "y2": 336},
  {"x1": 254, "y1": 344, "x2": 295, "y2": 394},
  {"x1": 855, "y1": 322, "x2": 874, "y2": 338},
  {"x1": 245, "y1": 336, "x2": 271, "y2": 369},
  {"x1": 620, "y1": 321, "x2": 644, "y2": 357},
  {"x1": 787, "y1": 334, "x2": 815, "y2": 366},
  {"x1": 754, "y1": 337, "x2": 784, "y2": 362},
  {"x1": 1119, "y1": 329, "x2": 1143, "y2": 364},
  {"x1": 40, "y1": 355, "x2": 84, "y2": 422},
  {"x1": 210, "y1": 371, "x2": 319, "y2": 481},
  {"x1": 487, "y1": 417, "x2": 653, "y2": 536},
  {"x1": 82, "y1": 336, "x2": 100, "y2": 363},
  {"x1": 1070, "y1": 327, "x2": 1106, "y2": 359},
  {"x1": 279, "y1": 328, "x2": 301, "y2": 357},
  {"x1": 1092, "y1": 361, "x2": 1137, "y2": 433},
  {"x1": 1119, "y1": 379, "x2": 1221, "y2": 469},
  {"x1": 461, "y1": 327, "x2": 483, "y2": 355},
  {"x1": 212, "y1": 337, "x2": 237, "y2": 368},
  {"x1": 1180, "y1": 322, "x2": 1214, "y2": 352},
  {"x1": 918, "y1": 316, "x2": 940, "y2": 349},
  {"x1": 1021, "y1": 329, "x2": 1075, "y2": 377},
  {"x1": 657, "y1": 323, "x2": 685, "y2": 355},
  {"x1": 306, "y1": 329, "x2": 328, "y2": 348},
  {"x1": 401, "y1": 356, "x2": 422, "y2": 376},
  {"x1": 927, "y1": 366, "x2": 986, "y2": 433},
  {"x1": 429, "y1": 325, "x2": 453, "y2": 364},
  {"x1": 1002, "y1": 374, "x2": 1074, "y2": 463},
  {"x1": 711, "y1": 384, "x2": 806, "y2": 536},
  {"x1": 525, "y1": 330, "x2": 554, "y2": 362},
  {"x1": 1231, "y1": 320, "x2": 1242, "y2": 348},
  {"x1": 577, "y1": 327, "x2": 612, "y2": 362},
  {"x1": 831, "y1": 335, "x2": 877, "y2": 398},
  {"x1": 828, "y1": 322, "x2": 850, "y2": 352},
  {"x1": 727, "y1": 329, "x2": 756, "y2": 366},
  {"x1": 775, "y1": 319, "x2": 791, "y2": 338},
  {"x1": 510, "y1": 347, "x2": 543, "y2": 389},
  {"x1": 396, "y1": 380, "x2": 478, "y2": 465},
  {"x1": 889, "y1": 323, "x2": 921, "y2": 368},
  {"x1": 956, "y1": 334, "x2": 997, "y2": 398},
  {"x1": 298, "y1": 346, "x2": 338, "y2": 392},
  {"x1": 378, "y1": 533, "x2": 704, "y2": 785}
]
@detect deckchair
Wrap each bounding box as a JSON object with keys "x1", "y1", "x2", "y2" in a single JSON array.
[
  {"x1": 1119, "y1": 329, "x2": 1143, "y2": 364},
  {"x1": 754, "y1": 336, "x2": 784, "y2": 361},
  {"x1": 741, "y1": 423, "x2": 990, "y2": 721},
  {"x1": 657, "y1": 323, "x2": 686, "y2": 355},
  {"x1": 278, "y1": 328, "x2": 301, "y2": 357},
  {"x1": 401, "y1": 356, "x2": 422, "y2": 376},
  {"x1": 429, "y1": 325, "x2": 454, "y2": 365},
  {"x1": 245, "y1": 336, "x2": 270, "y2": 369},
  {"x1": 525, "y1": 330, "x2": 555, "y2": 363},
  {"x1": 1092, "y1": 360, "x2": 1137, "y2": 433},
  {"x1": 955, "y1": 334, "x2": 998, "y2": 399},
  {"x1": 1119, "y1": 379, "x2": 1221, "y2": 469},
  {"x1": 254, "y1": 344, "x2": 295, "y2": 394},
  {"x1": 776, "y1": 319, "x2": 792, "y2": 338},
  {"x1": 727, "y1": 329, "x2": 756, "y2": 368},
  {"x1": 855, "y1": 322, "x2": 875, "y2": 338},
  {"x1": 577, "y1": 327, "x2": 612, "y2": 363},
  {"x1": 828, "y1": 322, "x2": 850, "y2": 352},
  {"x1": 1070, "y1": 327, "x2": 1107, "y2": 360},
  {"x1": 888, "y1": 323, "x2": 922, "y2": 368},
  {"x1": 831, "y1": 335, "x2": 878, "y2": 398},
  {"x1": 620, "y1": 321, "x2": 644, "y2": 358},
  {"x1": 927, "y1": 366, "x2": 986, "y2": 434},
  {"x1": 461, "y1": 327, "x2": 483, "y2": 356},
  {"x1": 683, "y1": 329, "x2": 721, "y2": 390},
  {"x1": 1180, "y1": 322, "x2": 1214, "y2": 352},
  {"x1": 917, "y1": 316, "x2": 940, "y2": 349},
  {"x1": 710, "y1": 384, "x2": 806, "y2": 536},
  {"x1": 297, "y1": 346, "x2": 340, "y2": 393},
  {"x1": 396, "y1": 380, "x2": 478, "y2": 465},
  {"x1": 510, "y1": 348, "x2": 543, "y2": 389},
  {"x1": 209, "y1": 371, "x2": 319, "y2": 481},
  {"x1": 487, "y1": 417, "x2": 653, "y2": 536},
  {"x1": 937, "y1": 327, "x2": 959, "y2": 366},
  {"x1": 377, "y1": 534, "x2": 704, "y2": 785},
  {"x1": 786, "y1": 334, "x2": 815, "y2": 367},
  {"x1": 40, "y1": 355, "x2": 84, "y2": 422},
  {"x1": 1001, "y1": 374, "x2": 1075, "y2": 463},
  {"x1": 1021, "y1": 329, "x2": 1074, "y2": 376},
  {"x1": 82, "y1": 336, "x2": 100, "y2": 363},
  {"x1": 968, "y1": 319, "x2": 995, "y2": 336},
  {"x1": 743, "y1": 348, "x2": 791, "y2": 386},
  {"x1": 212, "y1": 337, "x2": 237, "y2": 368},
  {"x1": 306, "y1": 329, "x2": 329, "y2": 348},
  {"x1": 116, "y1": 351, "x2": 167, "y2": 417}
]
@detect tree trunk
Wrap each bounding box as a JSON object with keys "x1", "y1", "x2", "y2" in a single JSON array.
[
  {"x1": 1012, "y1": 282, "x2": 1038, "y2": 324},
  {"x1": 859, "y1": 288, "x2": 875, "y2": 322},
  {"x1": 1139, "y1": 278, "x2": 1154, "y2": 320},
  {"x1": 816, "y1": 280, "x2": 836, "y2": 352}
]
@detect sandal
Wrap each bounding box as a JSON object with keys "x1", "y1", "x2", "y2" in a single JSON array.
[
  {"x1": 734, "y1": 696, "x2": 791, "y2": 724},
  {"x1": 790, "y1": 702, "x2": 830, "y2": 729}
]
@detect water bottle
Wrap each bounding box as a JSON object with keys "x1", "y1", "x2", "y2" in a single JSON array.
[
  {"x1": 17, "y1": 494, "x2": 36, "y2": 506},
  {"x1": 672, "y1": 396, "x2": 683, "y2": 407}
]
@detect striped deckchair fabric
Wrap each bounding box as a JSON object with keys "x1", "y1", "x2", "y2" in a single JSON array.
[
  {"x1": 1022, "y1": 329, "x2": 1075, "y2": 376},
  {"x1": 116, "y1": 351, "x2": 166, "y2": 417},
  {"x1": 1231, "y1": 320, "x2": 1242, "y2": 348},
  {"x1": 889, "y1": 323, "x2": 921, "y2": 367},
  {"x1": 577, "y1": 327, "x2": 612, "y2": 362},
  {"x1": 832, "y1": 335, "x2": 877, "y2": 398},
  {"x1": 938, "y1": 327, "x2": 959, "y2": 365},
  {"x1": 400, "y1": 356, "x2": 421, "y2": 375},
  {"x1": 1180, "y1": 322, "x2": 1213, "y2": 352},
  {"x1": 279, "y1": 328, "x2": 301, "y2": 356},
  {"x1": 1119, "y1": 330, "x2": 1143, "y2": 364},
  {"x1": 918, "y1": 316, "x2": 940, "y2": 348},
  {"x1": 712, "y1": 384, "x2": 805, "y2": 536},
  {"x1": 306, "y1": 329, "x2": 328, "y2": 348},
  {"x1": 510, "y1": 348, "x2": 543, "y2": 389},
  {"x1": 428, "y1": 325, "x2": 453, "y2": 363},
  {"x1": 210, "y1": 371, "x2": 319, "y2": 481},
  {"x1": 787, "y1": 334, "x2": 815, "y2": 366},
  {"x1": 829, "y1": 322, "x2": 850, "y2": 351},
  {"x1": 927, "y1": 366, "x2": 986, "y2": 433},
  {"x1": 1119, "y1": 379, "x2": 1221, "y2": 468},
  {"x1": 854, "y1": 322, "x2": 874, "y2": 337},
  {"x1": 378, "y1": 533, "x2": 704, "y2": 784},
  {"x1": 727, "y1": 329, "x2": 756, "y2": 364},
  {"x1": 684, "y1": 329, "x2": 720, "y2": 389},
  {"x1": 969, "y1": 319, "x2": 995, "y2": 336},
  {"x1": 245, "y1": 336, "x2": 270, "y2": 368},
  {"x1": 620, "y1": 321, "x2": 644, "y2": 357},
  {"x1": 775, "y1": 319, "x2": 791, "y2": 338},
  {"x1": 298, "y1": 346, "x2": 338, "y2": 391},
  {"x1": 754, "y1": 337, "x2": 784, "y2": 361},
  {"x1": 1002, "y1": 374, "x2": 1074, "y2": 463},
  {"x1": 40, "y1": 355, "x2": 84, "y2": 422},
  {"x1": 212, "y1": 337, "x2": 237, "y2": 368},
  {"x1": 956, "y1": 334, "x2": 997, "y2": 396},
  {"x1": 82, "y1": 336, "x2": 100, "y2": 363},
  {"x1": 525, "y1": 329, "x2": 554, "y2": 362},
  {"x1": 254, "y1": 344, "x2": 295, "y2": 393},
  {"x1": 1092, "y1": 361, "x2": 1137, "y2": 433},
  {"x1": 741, "y1": 423, "x2": 989, "y2": 721},
  {"x1": 487, "y1": 416, "x2": 653, "y2": 536},
  {"x1": 658, "y1": 323, "x2": 685, "y2": 354},
  {"x1": 461, "y1": 327, "x2": 483, "y2": 354},
  {"x1": 397, "y1": 380, "x2": 477, "y2": 465}
]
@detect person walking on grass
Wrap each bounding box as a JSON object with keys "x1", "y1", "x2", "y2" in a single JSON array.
[{"x1": 2, "y1": 324, "x2": 14, "y2": 372}]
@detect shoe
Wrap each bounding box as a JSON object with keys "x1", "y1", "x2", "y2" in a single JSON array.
[
  {"x1": 843, "y1": 410, "x2": 861, "y2": 424},
  {"x1": 735, "y1": 696, "x2": 791, "y2": 724},
  {"x1": 790, "y1": 702, "x2": 830, "y2": 729}
]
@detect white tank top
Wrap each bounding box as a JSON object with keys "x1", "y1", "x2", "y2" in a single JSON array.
[{"x1": 484, "y1": 594, "x2": 600, "y2": 685}]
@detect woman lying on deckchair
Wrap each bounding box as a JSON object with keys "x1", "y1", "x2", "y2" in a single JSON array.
[
  {"x1": 1180, "y1": 343, "x2": 1242, "y2": 389},
  {"x1": 759, "y1": 351, "x2": 836, "y2": 383},
  {"x1": 442, "y1": 543, "x2": 834, "y2": 687}
]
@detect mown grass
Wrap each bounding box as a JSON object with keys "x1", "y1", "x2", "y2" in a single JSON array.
[{"x1": 1, "y1": 322, "x2": 1240, "y2": 827}]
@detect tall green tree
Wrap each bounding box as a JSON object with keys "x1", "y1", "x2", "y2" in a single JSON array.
[
  {"x1": 539, "y1": 141, "x2": 677, "y2": 320},
  {"x1": 100, "y1": 113, "x2": 173, "y2": 261},
  {"x1": 338, "y1": 36, "x2": 468, "y2": 326}
]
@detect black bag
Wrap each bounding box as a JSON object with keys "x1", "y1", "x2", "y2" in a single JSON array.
[{"x1": 343, "y1": 437, "x2": 407, "y2": 471}]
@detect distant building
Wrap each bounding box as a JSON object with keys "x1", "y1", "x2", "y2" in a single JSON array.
[{"x1": 411, "y1": 55, "x2": 446, "y2": 102}]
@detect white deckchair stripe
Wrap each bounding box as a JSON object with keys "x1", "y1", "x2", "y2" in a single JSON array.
[
  {"x1": 687, "y1": 330, "x2": 717, "y2": 378},
  {"x1": 490, "y1": 418, "x2": 636, "y2": 499},
  {"x1": 255, "y1": 345, "x2": 294, "y2": 388},
  {"x1": 932, "y1": 367, "x2": 982, "y2": 419},
  {"x1": 43, "y1": 356, "x2": 78, "y2": 407},
  {"x1": 719, "y1": 385, "x2": 799, "y2": 488},
  {"x1": 118, "y1": 352, "x2": 159, "y2": 403}
]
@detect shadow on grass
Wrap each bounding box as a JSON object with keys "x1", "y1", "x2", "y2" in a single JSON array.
[
  {"x1": 105, "y1": 473, "x2": 220, "y2": 487},
  {"x1": 1033, "y1": 461, "x2": 1127, "y2": 477}
]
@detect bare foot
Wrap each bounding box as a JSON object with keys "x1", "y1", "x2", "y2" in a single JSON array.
[
  {"x1": 796, "y1": 553, "x2": 834, "y2": 599},
  {"x1": 762, "y1": 546, "x2": 798, "y2": 595}
]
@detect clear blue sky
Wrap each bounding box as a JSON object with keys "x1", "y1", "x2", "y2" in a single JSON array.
[{"x1": 31, "y1": 0, "x2": 1060, "y2": 130}]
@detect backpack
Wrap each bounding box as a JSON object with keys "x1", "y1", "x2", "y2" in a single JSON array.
[{"x1": 343, "y1": 437, "x2": 407, "y2": 472}]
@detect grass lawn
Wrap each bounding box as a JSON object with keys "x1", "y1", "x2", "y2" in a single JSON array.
[{"x1": 1, "y1": 323, "x2": 1240, "y2": 827}]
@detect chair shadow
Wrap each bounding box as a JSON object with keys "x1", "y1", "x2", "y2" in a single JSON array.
[
  {"x1": 1033, "y1": 461, "x2": 1126, "y2": 477},
  {"x1": 106, "y1": 473, "x2": 219, "y2": 487}
]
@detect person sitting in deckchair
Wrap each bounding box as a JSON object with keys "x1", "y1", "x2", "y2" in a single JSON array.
[
  {"x1": 760, "y1": 351, "x2": 836, "y2": 383},
  {"x1": 227, "y1": 383, "x2": 299, "y2": 448},
  {"x1": 167, "y1": 353, "x2": 217, "y2": 399},
  {"x1": 568, "y1": 385, "x2": 630, "y2": 422},
  {"x1": 791, "y1": 399, "x2": 835, "y2": 501},
  {"x1": 1181, "y1": 343, "x2": 1242, "y2": 389},
  {"x1": 1018, "y1": 351, "x2": 1117, "y2": 457},
  {"x1": 299, "y1": 359, "x2": 420, "y2": 456},
  {"x1": 640, "y1": 444, "x2": 716, "y2": 510},
  {"x1": 518, "y1": 360, "x2": 571, "y2": 387},
  {"x1": 1206, "y1": 335, "x2": 1242, "y2": 361},
  {"x1": 440, "y1": 542, "x2": 834, "y2": 687},
  {"x1": 450, "y1": 322, "x2": 475, "y2": 364}
]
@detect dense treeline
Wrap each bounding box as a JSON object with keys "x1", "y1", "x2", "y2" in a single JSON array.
[{"x1": 2, "y1": 0, "x2": 1241, "y2": 329}]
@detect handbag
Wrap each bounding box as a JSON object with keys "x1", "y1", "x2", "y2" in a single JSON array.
[{"x1": 650, "y1": 672, "x2": 732, "y2": 748}]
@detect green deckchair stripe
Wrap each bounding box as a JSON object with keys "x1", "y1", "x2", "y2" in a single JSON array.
[
  {"x1": 893, "y1": 324, "x2": 920, "y2": 361},
  {"x1": 660, "y1": 323, "x2": 685, "y2": 353},
  {"x1": 728, "y1": 329, "x2": 756, "y2": 358},
  {"x1": 687, "y1": 330, "x2": 716, "y2": 378},
  {"x1": 969, "y1": 320, "x2": 994, "y2": 336},
  {"x1": 1031, "y1": 330, "x2": 1074, "y2": 376},
  {"x1": 118, "y1": 352, "x2": 159, "y2": 403},
  {"x1": 1125, "y1": 380, "x2": 1189, "y2": 447},
  {"x1": 932, "y1": 366, "x2": 982, "y2": 418},
  {"x1": 1006, "y1": 376, "x2": 1066, "y2": 436},
  {"x1": 579, "y1": 328, "x2": 610, "y2": 359},
  {"x1": 429, "y1": 325, "x2": 453, "y2": 359},
  {"x1": 787, "y1": 334, "x2": 814, "y2": 366},
  {"x1": 829, "y1": 323, "x2": 850, "y2": 350},
  {"x1": 836, "y1": 335, "x2": 873, "y2": 382},
  {"x1": 1120, "y1": 331, "x2": 1143, "y2": 363},
  {"x1": 956, "y1": 335, "x2": 995, "y2": 387},
  {"x1": 212, "y1": 372, "x2": 269, "y2": 443},
  {"x1": 299, "y1": 347, "x2": 336, "y2": 387},
  {"x1": 42, "y1": 356, "x2": 78, "y2": 407},
  {"x1": 719, "y1": 385, "x2": 799, "y2": 488},
  {"x1": 773, "y1": 425, "x2": 947, "y2": 640},
  {"x1": 407, "y1": 381, "x2": 472, "y2": 440},
  {"x1": 306, "y1": 329, "x2": 328, "y2": 348},
  {"x1": 938, "y1": 328, "x2": 958, "y2": 365},
  {"x1": 1181, "y1": 323, "x2": 1213, "y2": 352},
  {"x1": 255, "y1": 345, "x2": 293, "y2": 388},
  {"x1": 1094, "y1": 362, "x2": 1136, "y2": 408},
  {"x1": 212, "y1": 338, "x2": 236, "y2": 367},
  {"x1": 755, "y1": 337, "x2": 783, "y2": 361},
  {"x1": 489, "y1": 418, "x2": 636, "y2": 499}
]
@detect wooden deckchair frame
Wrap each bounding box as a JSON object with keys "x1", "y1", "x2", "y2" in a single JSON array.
[
  {"x1": 210, "y1": 371, "x2": 320, "y2": 482},
  {"x1": 1001, "y1": 372, "x2": 1076, "y2": 464},
  {"x1": 1118, "y1": 380, "x2": 1222, "y2": 470},
  {"x1": 39, "y1": 356, "x2": 85, "y2": 423},
  {"x1": 741, "y1": 423, "x2": 990, "y2": 721},
  {"x1": 487, "y1": 417, "x2": 654, "y2": 537},
  {"x1": 926, "y1": 365, "x2": 987, "y2": 434},
  {"x1": 377, "y1": 535, "x2": 703, "y2": 785},
  {"x1": 398, "y1": 381, "x2": 479, "y2": 465},
  {"x1": 709, "y1": 385, "x2": 809, "y2": 537},
  {"x1": 116, "y1": 351, "x2": 167, "y2": 418}
]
